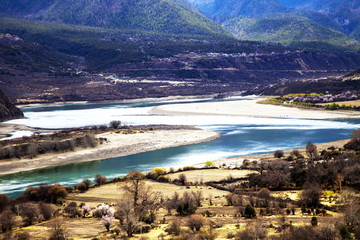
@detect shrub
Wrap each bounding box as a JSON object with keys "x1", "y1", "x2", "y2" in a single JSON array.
[
  {"x1": 205, "y1": 161, "x2": 215, "y2": 168},
  {"x1": 311, "y1": 216, "x2": 318, "y2": 226},
  {"x1": 82, "y1": 178, "x2": 91, "y2": 189},
  {"x1": 47, "y1": 184, "x2": 67, "y2": 203},
  {"x1": 20, "y1": 204, "x2": 39, "y2": 226},
  {"x1": 142, "y1": 212, "x2": 156, "y2": 224},
  {"x1": 244, "y1": 204, "x2": 256, "y2": 218},
  {"x1": 325, "y1": 103, "x2": 339, "y2": 110},
  {"x1": 306, "y1": 141, "x2": 318, "y2": 161},
  {"x1": 202, "y1": 210, "x2": 213, "y2": 217},
  {"x1": 0, "y1": 210, "x2": 16, "y2": 232},
  {"x1": 157, "y1": 175, "x2": 169, "y2": 182},
  {"x1": 178, "y1": 173, "x2": 187, "y2": 186},
  {"x1": 94, "y1": 174, "x2": 107, "y2": 186},
  {"x1": 110, "y1": 120, "x2": 121, "y2": 129},
  {"x1": 165, "y1": 220, "x2": 181, "y2": 236},
  {"x1": 191, "y1": 190, "x2": 203, "y2": 207},
  {"x1": 23, "y1": 186, "x2": 40, "y2": 201},
  {"x1": 39, "y1": 202, "x2": 53, "y2": 221},
  {"x1": 258, "y1": 188, "x2": 271, "y2": 199},
  {"x1": 152, "y1": 167, "x2": 167, "y2": 178},
  {"x1": 75, "y1": 182, "x2": 87, "y2": 193},
  {"x1": 94, "y1": 203, "x2": 114, "y2": 218},
  {"x1": 176, "y1": 202, "x2": 196, "y2": 215},
  {"x1": 183, "y1": 166, "x2": 196, "y2": 171},
  {"x1": 101, "y1": 215, "x2": 115, "y2": 231},
  {"x1": 300, "y1": 184, "x2": 322, "y2": 208},
  {"x1": 81, "y1": 204, "x2": 92, "y2": 217},
  {"x1": 274, "y1": 150, "x2": 284, "y2": 159},
  {"x1": 48, "y1": 220, "x2": 68, "y2": 240},
  {"x1": 339, "y1": 224, "x2": 352, "y2": 240},
  {"x1": 0, "y1": 194, "x2": 10, "y2": 213},
  {"x1": 187, "y1": 215, "x2": 205, "y2": 232},
  {"x1": 196, "y1": 229, "x2": 218, "y2": 240},
  {"x1": 63, "y1": 202, "x2": 80, "y2": 218},
  {"x1": 14, "y1": 231, "x2": 31, "y2": 240}
]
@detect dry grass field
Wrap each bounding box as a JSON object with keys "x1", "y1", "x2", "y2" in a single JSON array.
[
  {"x1": 166, "y1": 169, "x2": 256, "y2": 183},
  {"x1": 317, "y1": 99, "x2": 360, "y2": 107},
  {"x1": 67, "y1": 180, "x2": 230, "y2": 207},
  {"x1": 2, "y1": 166, "x2": 355, "y2": 240}
]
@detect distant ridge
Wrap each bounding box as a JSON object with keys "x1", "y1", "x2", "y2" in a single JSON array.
[
  {"x1": 190, "y1": 0, "x2": 360, "y2": 47},
  {"x1": 222, "y1": 14, "x2": 350, "y2": 46}
]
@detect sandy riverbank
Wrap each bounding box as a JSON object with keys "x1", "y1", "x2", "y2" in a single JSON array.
[
  {"x1": 0, "y1": 129, "x2": 219, "y2": 176},
  {"x1": 194, "y1": 138, "x2": 350, "y2": 168},
  {"x1": 151, "y1": 98, "x2": 360, "y2": 119}
]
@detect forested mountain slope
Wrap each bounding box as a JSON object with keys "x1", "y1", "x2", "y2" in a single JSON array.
[{"x1": 0, "y1": 0, "x2": 228, "y2": 38}]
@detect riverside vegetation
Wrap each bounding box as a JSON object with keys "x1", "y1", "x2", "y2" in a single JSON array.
[
  {"x1": 1, "y1": 129, "x2": 360, "y2": 239},
  {"x1": 0, "y1": 121, "x2": 126, "y2": 160},
  {"x1": 258, "y1": 92, "x2": 360, "y2": 111}
]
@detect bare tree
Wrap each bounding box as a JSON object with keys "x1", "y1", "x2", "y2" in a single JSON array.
[
  {"x1": 299, "y1": 184, "x2": 322, "y2": 208},
  {"x1": 306, "y1": 141, "x2": 318, "y2": 161},
  {"x1": 343, "y1": 202, "x2": 360, "y2": 227},
  {"x1": 121, "y1": 171, "x2": 161, "y2": 221},
  {"x1": 48, "y1": 220, "x2": 69, "y2": 240},
  {"x1": 208, "y1": 194, "x2": 213, "y2": 206},
  {"x1": 94, "y1": 174, "x2": 107, "y2": 186},
  {"x1": 122, "y1": 171, "x2": 145, "y2": 209},
  {"x1": 350, "y1": 129, "x2": 360, "y2": 141},
  {"x1": 20, "y1": 203, "x2": 39, "y2": 226},
  {"x1": 165, "y1": 192, "x2": 180, "y2": 215},
  {"x1": 117, "y1": 196, "x2": 139, "y2": 237},
  {"x1": 191, "y1": 190, "x2": 203, "y2": 207},
  {"x1": 178, "y1": 173, "x2": 187, "y2": 186}
]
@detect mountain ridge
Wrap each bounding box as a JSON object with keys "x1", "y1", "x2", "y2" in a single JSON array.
[
  {"x1": 0, "y1": 0, "x2": 229, "y2": 38},
  {"x1": 190, "y1": 0, "x2": 360, "y2": 46}
]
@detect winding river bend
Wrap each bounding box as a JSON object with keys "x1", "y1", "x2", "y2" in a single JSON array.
[{"x1": 1, "y1": 96, "x2": 359, "y2": 198}]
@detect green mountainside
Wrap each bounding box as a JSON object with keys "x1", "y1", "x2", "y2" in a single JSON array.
[
  {"x1": 0, "y1": 0, "x2": 228, "y2": 38},
  {"x1": 200, "y1": 0, "x2": 288, "y2": 19},
  {"x1": 189, "y1": 0, "x2": 360, "y2": 48},
  {"x1": 222, "y1": 15, "x2": 355, "y2": 48},
  {"x1": 277, "y1": 0, "x2": 360, "y2": 36}
]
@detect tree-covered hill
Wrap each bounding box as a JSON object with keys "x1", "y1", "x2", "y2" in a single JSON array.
[
  {"x1": 278, "y1": 0, "x2": 360, "y2": 36},
  {"x1": 0, "y1": 0, "x2": 229, "y2": 38},
  {"x1": 222, "y1": 15, "x2": 356, "y2": 48},
  {"x1": 189, "y1": 0, "x2": 360, "y2": 47},
  {"x1": 191, "y1": 0, "x2": 288, "y2": 19}
]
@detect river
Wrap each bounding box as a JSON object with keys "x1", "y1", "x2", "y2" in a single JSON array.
[{"x1": 1, "y1": 96, "x2": 359, "y2": 198}]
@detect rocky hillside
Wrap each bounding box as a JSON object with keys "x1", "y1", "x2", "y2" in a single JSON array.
[
  {"x1": 1, "y1": 18, "x2": 360, "y2": 103},
  {"x1": 245, "y1": 68, "x2": 360, "y2": 96},
  {"x1": 0, "y1": 88, "x2": 23, "y2": 121}
]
